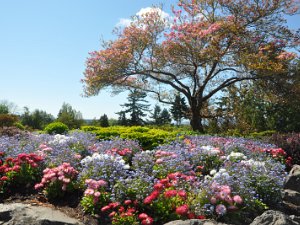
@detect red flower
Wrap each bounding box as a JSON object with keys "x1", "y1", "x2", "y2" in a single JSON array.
[
  {"x1": 196, "y1": 215, "x2": 206, "y2": 219},
  {"x1": 164, "y1": 190, "x2": 177, "y2": 198},
  {"x1": 143, "y1": 196, "x2": 154, "y2": 204},
  {"x1": 175, "y1": 204, "x2": 189, "y2": 216},
  {"x1": 178, "y1": 190, "x2": 187, "y2": 199},
  {"x1": 153, "y1": 182, "x2": 164, "y2": 191},
  {"x1": 150, "y1": 190, "x2": 160, "y2": 199}
]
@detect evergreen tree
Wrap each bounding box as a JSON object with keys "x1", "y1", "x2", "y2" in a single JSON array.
[
  {"x1": 170, "y1": 93, "x2": 188, "y2": 125},
  {"x1": 160, "y1": 108, "x2": 172, "y2": 125},
  {"x1": 150, "y1": 105, "x2": 162, "y2": 125},
  {"x1": 99, "y1": 114, "x2": 109, "y2": 127},
  {"x1": 118, "y1": 90, "x2": 150, "y2": 126},
  {"x1": 57, "y1": 103, "x2": 83, "y2": 129},
  {"x1": 0, "y1": 104, "x2": 9, "y2": 114},
  {"x1": 116, "y1": 111, "x2": 128, "y2": 126}
]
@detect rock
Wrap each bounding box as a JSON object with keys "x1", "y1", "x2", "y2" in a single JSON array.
[
  {"x1": 0, "y1": 203, "x2": 84, "y2": 225},
  {"x1": 284, "y1": 165, "x2": 300, "y2": 191},
  {"x1": 282, "y1": 164, "x2": 300, "y2": 215},
  {"x1": 163, "y1": 219, "x2": 231, "y2": 225},
  {"x1": 250, "y1": 210, "x2": 300, "y2": 225}
]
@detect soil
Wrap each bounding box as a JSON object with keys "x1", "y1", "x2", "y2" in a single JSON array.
[{"x1": 0, "y1": 189, "x2": 106, "y2": 225}]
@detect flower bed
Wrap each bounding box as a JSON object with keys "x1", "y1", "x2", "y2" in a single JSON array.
[{"x1": 0, "y1": 131, "x2": 292, "y2": 224}]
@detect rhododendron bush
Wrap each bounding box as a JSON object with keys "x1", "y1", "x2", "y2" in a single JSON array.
[
  {"x1": 0, "y1": 130, "x2": 293, "y2": 224},
  {"x1": 82, "y1": 0, "x2": 299, "y2": 132}
]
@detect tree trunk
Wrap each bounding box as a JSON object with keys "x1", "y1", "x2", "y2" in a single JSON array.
[{"x1": 189, "y1": 98, "x2": 204, "y2": 133}]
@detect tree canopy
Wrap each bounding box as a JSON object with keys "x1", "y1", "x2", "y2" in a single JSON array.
[{"x1": 82, "y1": 0, "x2": 299, "y2": 131}]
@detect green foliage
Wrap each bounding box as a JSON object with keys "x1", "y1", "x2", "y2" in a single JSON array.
[
  {"x1": 99, "y1": 114, "x2": 109, "y2": 127},
  {"x1": 13, "y1": 122, "x2": 25, "y2": 130},
  {"x1": 20, "y1": 107, "x2": 54, "y2": 130},
  {"x1": 0, "y1": 114, "x2": 18, "y2": 127},
  {"x1": 44, "y1": 122, "x2": 69, "y2": 134},
  {"x1": 81, "y1": 126, "x2": 181, "y2": 149},
  {"x1": 0, "y1": 104, "x2": 9, "y2": 114},
  {"x1": 117, "y1": 90, "x2": 150, "y2": 126},
  {"x1": 170, "y1": 93, "x2": 188, "y2": 126},
  {"x1": 57, "y1": 102, "x2": 83, "y2": 129}
]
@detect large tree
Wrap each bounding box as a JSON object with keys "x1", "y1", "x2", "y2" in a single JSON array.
[{"x1": 82, "y1": 0, "x2": 299, "y2": 132}]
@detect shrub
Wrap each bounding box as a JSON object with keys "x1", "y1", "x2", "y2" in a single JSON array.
[
  {"x1": 0, "y1": 126, "x2": 24, "y2": 136},
  {"x1": 268, "y1": 133, "x2": 300, "y2": 166},
  {"x1": 44, "y1": 122, "x2": 69, "y2": 134},
  {"x1": 13, "y1": 122, "x2": 25, "y2": 130},
  {"x1": 0, "y1": 114, "x2": 18, "y2": 127}
]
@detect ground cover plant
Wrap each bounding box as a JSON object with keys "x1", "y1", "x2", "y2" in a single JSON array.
[{"x1": 0, "y1": 130, "x2": 294, "y2": 224}]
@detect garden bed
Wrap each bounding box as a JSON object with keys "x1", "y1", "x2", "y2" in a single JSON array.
[{"x1": 0, "y1": 131, "x2": 294, "y2": 225}]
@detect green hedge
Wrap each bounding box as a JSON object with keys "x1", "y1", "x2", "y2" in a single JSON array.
[{"x1": 81, "y1": 126, "x2": 184, "y2": 149}]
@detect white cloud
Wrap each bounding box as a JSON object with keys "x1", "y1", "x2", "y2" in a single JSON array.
[
  {"x1": 116, "y1": 18, "x2": 132, "y2": 27},
  {"x1": 117, "y1": 7, "x2": 170, "y2": 27}
]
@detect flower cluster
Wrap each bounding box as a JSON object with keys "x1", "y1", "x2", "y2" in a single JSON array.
[
  {"x1": 34, "y1": 163, "x2": 78, "y2": 199},
  {"x1": 81, "y1": 178, "x2": 110, "y2": 215},
  {"x1": 101, "y1": 200, "x2": 141, "y2": 225},
  {"x1": 0, "y1": 153, "x2": 44, "y2": 192}
]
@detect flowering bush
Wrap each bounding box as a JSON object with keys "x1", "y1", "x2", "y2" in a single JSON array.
[
  {"x1": 80, "y1": 178, "x2": 110, "y2": 215},
  {"x1": 34, "y1": 163, "x2": 78, "y2": 199},
  {"x1": 0, "y1": 152, "x2": 44, "y2": 193}
]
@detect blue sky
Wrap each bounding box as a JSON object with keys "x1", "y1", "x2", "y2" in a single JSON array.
[{"x1": 0, "y1": 1, "x2": 299, "y2": 119}]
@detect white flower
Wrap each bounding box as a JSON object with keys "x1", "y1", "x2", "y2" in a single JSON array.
[
  {"x1": 210, "y1": 169, "x2": 217, "y2": 176},
  {"x1": 227, "y1": 152, "x2": 247, "y2": 161},
  {"x1": 123, "y1": 164, "x2": 130, "y2": 170},
  {"x1": 201, "y1": 146, "x2": 221, "y2": 155}
]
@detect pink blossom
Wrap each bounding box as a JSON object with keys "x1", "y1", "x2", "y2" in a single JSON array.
[{"x1": 233, "y1": 195, "x2": 243, "y2": 204}]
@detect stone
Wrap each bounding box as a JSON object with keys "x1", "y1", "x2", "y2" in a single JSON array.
[
  {"x1": 282, "y1": 165, "x2": 300, "y2": 216},
  {"x1": 0, "y1": 203, "x2": 84, "y2": 225},
  {"x1": 163, "y1": 219, "x2": 231, "y2": 225},
  {"x1": 284, "y1": 165, "x2": 300, "y2": 192},
  {"x1": 250, "y1": 210, "x2": 300, "y2": 225}
]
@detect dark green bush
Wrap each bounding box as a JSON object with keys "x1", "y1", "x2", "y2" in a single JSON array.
[
  {"x1": 0, "y1": 114, "x2": 18, "y2": 127},
  {"x1": 44, "y1": 122, "x2": 69, "y2": 134}
]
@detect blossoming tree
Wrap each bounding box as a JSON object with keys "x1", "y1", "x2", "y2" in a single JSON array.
[{"x1": 82, "y1": 0, "x2": 299, "y2": 132}]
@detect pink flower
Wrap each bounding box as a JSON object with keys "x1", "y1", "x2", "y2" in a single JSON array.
[
  {"x1": 101, "y1": 205, "x2": 111, "y2": 212},
  {"x1": 175, "y1": 204, "x2": 189, "y2": 216},
  {"x1": 124, "y1": 200, "x2": 132, "y2": 205},
  {"x1": 233, "y1": 195, "x2": 243, "y2": 204},
  {"x1": 109, "y1": 211, "x2": 116, "y2": 217},
  {"x1": 84, "y1": 188, "x2": 94, "y2": 196},
  {"x1": 141, "y1": 217, "x2": 153, "y2": 225},
  {"x1": 221, "y1": 185, "x2": 231, "y2": 194},
  {"x1": 215, "y1": 204, "x2": 227, "y2": 215},
  {"x1": 138, "y1": 213, "x2": 149, "y2": 220},
  {"x1": 94, "y1": 191, "x2": 101, "y2": 197}
]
